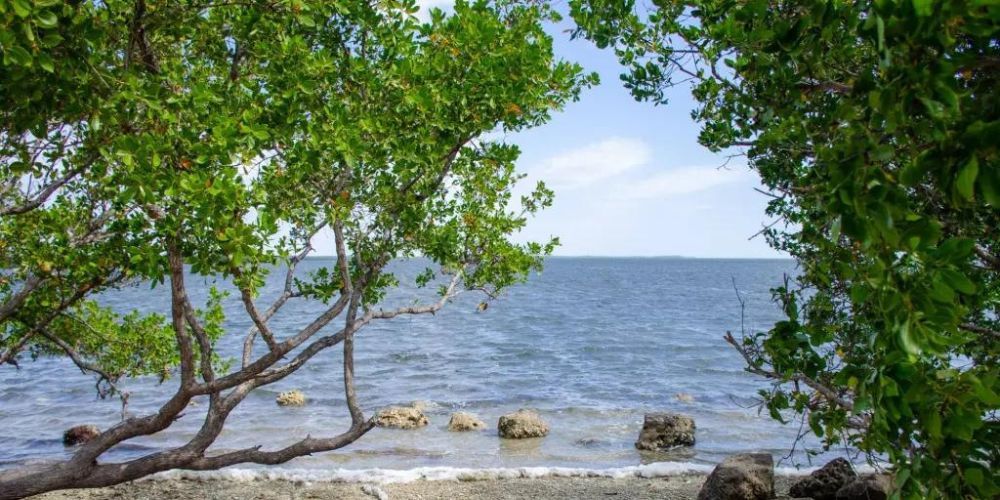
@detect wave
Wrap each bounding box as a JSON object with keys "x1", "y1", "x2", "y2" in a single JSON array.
[{"x1": 146, "y1": 461, "x2": 854, "y2": 484}]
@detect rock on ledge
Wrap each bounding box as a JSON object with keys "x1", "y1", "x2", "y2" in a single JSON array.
[
  {"x1": 635, "y1": 412, "x2": 695, "y2": 450},
  {"x1": 63, "y1": 424, "x2": 100, "y2": 446},
  {"x1": 697, "y1": 453, "x2": 774, "y2": 500},
  {"x1": 448, "y1": 412, "x2": 486, "y2": 432},
  {"x1": 375, "y1": 406, "x2": 429, "y2": 429},
  {"x1": 836, "y1": 473, "x2": 893, "y2": 500},
  {"x1": 276, "y1": 389, "x2": 306, "y2": 407},
  {"x1": 497, "y1": 409, "x2": 548, "y2": 439},
  {"x1": 789, "y1": 457, "x2": 857, "y2": 500}
]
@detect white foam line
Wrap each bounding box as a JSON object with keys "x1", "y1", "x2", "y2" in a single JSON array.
[{"x1": 145, "y1": 461, "x2": 873, "y2": 485}]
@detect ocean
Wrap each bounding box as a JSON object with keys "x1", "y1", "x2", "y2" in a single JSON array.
[{"x1": 0, "y1": 257, "x2": 853, "y2": 477}]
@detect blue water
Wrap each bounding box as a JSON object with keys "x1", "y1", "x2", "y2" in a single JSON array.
[{"x1": 0, "y1": 258, "x2": 846, "y2": 472}]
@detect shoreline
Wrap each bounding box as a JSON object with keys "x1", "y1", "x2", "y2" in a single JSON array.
[{"x1": 30, "y1": 472, "x2": 804, "y2": 500}]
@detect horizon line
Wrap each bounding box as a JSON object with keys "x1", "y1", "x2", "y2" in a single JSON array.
[{"x1": 302, "y1": 254, "x2": 793, "y2": 260}]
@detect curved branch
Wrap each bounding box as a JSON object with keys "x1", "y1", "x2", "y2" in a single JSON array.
[
  {"x1": 37, "y1": 327, "x2": 121, "y2": 398},
  {"x1": 724, "y1": 331, "x2": 855, "y2": 412},
  {"x1": 0, "y1": 168, "x2": 82, "y2": 216}
]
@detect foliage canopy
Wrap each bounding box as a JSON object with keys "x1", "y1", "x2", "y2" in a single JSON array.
[
  {"x1": 0, "y1": 0, "x2": 591, "y2": 496},
  {"x1": 571, "y1": 0, "x2": 999, "y2": 497}
]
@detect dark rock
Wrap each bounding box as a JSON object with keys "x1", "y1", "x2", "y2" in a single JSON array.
[
  {"x1": 635, "y1": 412, "x2": 695, "y2": 450},
  {"x1": 697, "y1": 453, "x2": 774, "y2": 500},
  {"x1": 836, "y1": 473, "x2": 893, "y2": 500},
  {"x1": 63, "y1": 424, "x2": 100, "y2": 446},
  {"x1": 789, "y1": 458, "x2": 858, "y2": 500}
]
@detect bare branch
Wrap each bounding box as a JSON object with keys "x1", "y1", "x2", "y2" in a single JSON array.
[
  {"x1": 0, "y1": 275, "x2": 44, "y2": 325},
  {"x1": 960, "y1": 322, "x2": 1000, "y2": 339},
  {"x1": 363, "y1": 270, "x2": 464, "y2": 322},
  {"x1": 233, "y1": 268, "x2": 279, "y2": 353},
  {"x1": 183, "y1": 423, "x2": 373, "y2": 470},
  {"x1": 37, "y1": 328, "x2": 121, "y2": 399},
  {"x1": 241, "y1": 222, "x2": 325, "y2": 367},
  {"x1": 0, "y1": 168, "x2": 82, "y2": 216},
  {"x1": 128, "y1": 0, "x2": 160, "y2": 74},
  {"x1": 974, "y1": 245, "x2": 999, "y2": 270},
  {"x1": 0, "y1": 281, "x2": 97, "y2": 366},
  {"x1": 724, "y1": 331, "x2": 855, "y2": 412},
  {"x1": 166, "y1": 240, "x2": 196, "y2": 386}
]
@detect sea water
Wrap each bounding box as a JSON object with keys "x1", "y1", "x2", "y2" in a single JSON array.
[{"x1": 0, "y1": 258, "x2": 856, "y2": 477}]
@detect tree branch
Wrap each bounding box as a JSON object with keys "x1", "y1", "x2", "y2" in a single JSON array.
[
  {"x1": 166, "y1": 240, "x2": 196, "y2": 386},
  {"x1": 724, "y1": 330, "x2": 855, "y2": 412},
  {"x1": 0, "y1": 168, "x2": 83, "y2": 216}
]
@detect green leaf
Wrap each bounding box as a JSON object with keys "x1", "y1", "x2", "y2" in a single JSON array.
[
  {"x1": 11, "y1": 0, "x2": 31, "y2": 17},
  {"x1": 924, "y1": 410, "x2": 941, "y2": 439},
  {"x1": 297, "y1": 14, "x2": 316, "y2": 27},
  {"x1": 955, "y1": 157, "x2": 978, "y2": 201},
  {"x1": 3, "y1": 45, "x2": 32, "y2": 66},
  {"x1": 34, "y1": 10, "x2": 58, "y2": 28},
  {"x1": 912, "y1": 0, "x2": 932, "y2": 16},
  {"x1": 919, "y1": 97, "x2": 946, "y2": 119},
  {"x1": 941, "y1": 269, "x2": 976, "y2": 295},
  {"x1": 37, "y1": 52, "x2": 54, "y2": 72}
]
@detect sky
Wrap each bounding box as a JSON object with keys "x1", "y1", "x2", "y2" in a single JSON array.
[{"x1": 317, "y1": 2, "x2": 785, "y2": 259}]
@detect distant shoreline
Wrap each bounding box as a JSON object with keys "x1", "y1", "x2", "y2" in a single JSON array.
[{"x1": 299, "y1": 255, "x2": 796, "y2": 261}]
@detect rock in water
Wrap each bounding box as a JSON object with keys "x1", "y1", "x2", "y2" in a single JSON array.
[
  {"x1": 789, "y1": 458, "x2": 857, "y2": 500},
  {"x1": 375, "y1": 406, "x2": 429, "y2": 429},
  {"x1": 836, "y1": 473, "x2": 893, "y2": 500},
  {"x1": 675, "y1": 393, "x2": 695, "y2": 403},
  {"x1": 497, "y1": 409, "x2": 549, "y2": 438},
  {"x1": 275, "y1": 389, "x2": 306, "y2": 407},
  {"x1": 448, "y1": 412, "x2": 486, "y2": 432},
  {"x1": 63, "y1": 425, "x2": 100, "y2": 446},
  {"x1": 697, "y1": 453, "x2": 774, "y2": 500},
  {"x1": 634, "y1": 412, "x2": 696, "y2": 450}
]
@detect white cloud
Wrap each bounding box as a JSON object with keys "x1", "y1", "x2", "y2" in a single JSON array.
[
  {"x1": 608, "y1": 165, "x2": 749, "y2": 200},
  {"x1": 536, "y1": 137, "x2": 651, "y2": 189},
  {"x1": 416, "y1": 0, "x2": 453, "y2": 9},
  {"x1": 414, "y1": 0, "x2": 453, "y2": 21}
]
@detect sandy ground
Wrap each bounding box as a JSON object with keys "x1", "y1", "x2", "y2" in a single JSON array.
[{"x1": 30, "y1": 475, "x2": 801, "y2": 500}]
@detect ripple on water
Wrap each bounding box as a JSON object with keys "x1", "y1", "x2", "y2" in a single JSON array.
[{"x1": 1, "y1": 258, "x2": 859, "y2": 471}]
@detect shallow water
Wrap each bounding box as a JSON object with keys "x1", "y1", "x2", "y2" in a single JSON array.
[{"x1": 0, "y1": 257, "x2": 851, "y2": 473}]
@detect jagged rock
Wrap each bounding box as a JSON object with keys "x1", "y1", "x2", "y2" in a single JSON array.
[
  {"x1": 63, "y1": 424, "x2": 100, "y2": 446},
  {"x1": 447, "y1": 412, "x2": 486, "y2": 432},
  {"x1": 697, "y1": 453, "x2": 774, "y2": 500},
  {"x1": 675, "y1": 393, "x2": 695, "y2": 403},
  {"x1": 836, "y1": 473, "x2": 893, "y2": 500},
  {"x1": 375, "y1": 406, "x2": 429, "y2": 429},
  {"x1": 789, "y1": 458, "x2": 857, "y2": 500},
  {"x1": 497, "y1": 409, "x2": 548, "y2": 439},
  {"x1": 635, "y1": 412, "x2": 696, "y2": 450},
  {"x1": 276, "y1": 389, "x2": 306, "y2": 406}
]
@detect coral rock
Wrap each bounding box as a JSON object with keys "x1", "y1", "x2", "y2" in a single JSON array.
[
  {"x1": 497, "y1": 409, "x2": 549, "y2": 439},
  {"x1": 448, "y1": 412, "x2": 486, "y2": 432},
  {"x1": 375, "y1": 406, "x2": 429, "y2": 429},
  {"x1": 276, "y1": 389, "x2": 306, "y2": 407}
]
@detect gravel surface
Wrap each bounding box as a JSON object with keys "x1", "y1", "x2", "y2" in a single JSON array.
[{"x1": 31, "y1": 474, "x2": 801, "y2": 500}]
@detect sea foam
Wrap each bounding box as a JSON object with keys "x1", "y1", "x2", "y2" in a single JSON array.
[{"x1": 146, "y1": 461, "x2": 859, "y2": 484}]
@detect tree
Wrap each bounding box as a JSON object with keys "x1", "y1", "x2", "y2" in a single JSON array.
[
  {"x1": 0, "y1": 0, "x2": 593, "y2": 497},
  {"x1": 570, "y1": 0, "x2": 998, "y2": 497}
]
